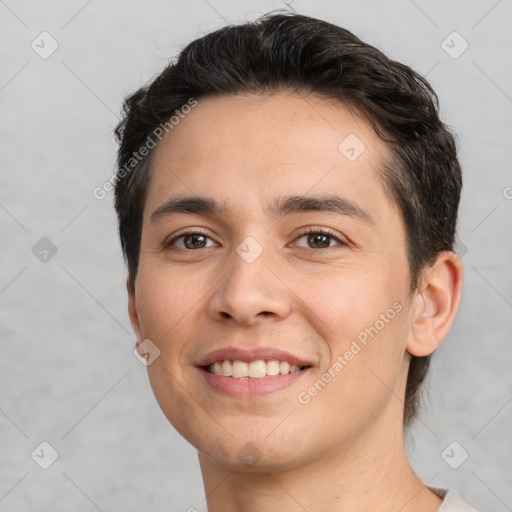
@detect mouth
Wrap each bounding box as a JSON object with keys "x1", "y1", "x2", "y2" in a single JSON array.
[
  {"x1": 196, "y1": 346, "x2": 315, "y2": 397},
  {"x1": 203, "y1": 359, "x2": 312, "y2": 379}
]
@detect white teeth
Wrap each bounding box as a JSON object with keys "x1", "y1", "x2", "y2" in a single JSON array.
[
  {"x1": 266, "y1": 360, "x2": 280, "y2": 376},
  {"x1": 221, "y1": 360, "x2": 232, "y2": 377},
  {"x1": 232, "y1": 360, "x2": 249, "y2": 378},
  {"x1": 248, "y1": 360, "x2": 266, "y2": 378},
  {"x1": 279, "y1": 361, "x2": 290, "y2": 375},
  {"x1": 208, "y1": 359, "x2": 307, "y2": 378}
]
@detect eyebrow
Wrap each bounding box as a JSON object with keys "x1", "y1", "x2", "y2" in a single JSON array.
[{"x1": 150, "y1": 194, "x2": 374, "y2": 225}]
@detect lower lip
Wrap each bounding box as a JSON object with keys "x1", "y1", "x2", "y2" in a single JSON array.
[{"x1": 197, "y1": 367, "x2": 310, "y2": 397}]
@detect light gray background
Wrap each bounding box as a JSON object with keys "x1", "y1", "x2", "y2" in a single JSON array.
[{"x1": 1, "y1": 1, "x2": 511, "y2": 510}]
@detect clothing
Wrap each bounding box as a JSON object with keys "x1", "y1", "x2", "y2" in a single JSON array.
[{"x1": 429, "y1": 486, "x2": 480, "y2": 511}]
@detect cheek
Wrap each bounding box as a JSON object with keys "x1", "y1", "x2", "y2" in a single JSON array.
[
  {"x1": 135, "y1": 261, "x2": 204, "y2": 343},
  {"x1": 294, "y1": 268, "x2": 408, "y2": 414},
  {"x1": 135, "y1": 264, "x2": 207, "y2": 441},
  {"x1": 296, "y1": 317, "x2": 408, "y2": 438},
  {"x1": 297, "y1": 262, "x2": 401, "y2": 338}
]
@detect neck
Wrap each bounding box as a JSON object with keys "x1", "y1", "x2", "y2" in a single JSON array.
[{"x1": 198, "y1": 412, "x2": 442, "y2": 512}]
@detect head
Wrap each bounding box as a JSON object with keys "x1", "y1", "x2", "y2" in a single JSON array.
[{"x1": 114, "y1": 12, "x2": 462, "y2": 468}]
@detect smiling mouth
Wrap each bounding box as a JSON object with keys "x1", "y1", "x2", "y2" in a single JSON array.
[{"x1": 203, "y1": 359, "x2": 311, "y2": 379}]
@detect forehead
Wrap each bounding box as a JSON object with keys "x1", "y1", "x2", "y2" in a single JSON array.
[{"x1": 146, "y1": 92, "x2": 395, "y2": 223}]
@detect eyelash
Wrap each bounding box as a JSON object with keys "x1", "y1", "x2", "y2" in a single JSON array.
[{"x1": 165, "y1": 227, "x2": 346, "y2": 251}]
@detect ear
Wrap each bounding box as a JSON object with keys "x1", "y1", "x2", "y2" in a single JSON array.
[
  {"x1": 406, "y1": 251, "x2": 463, "y2": 357},
  {"x1": 127, "y1": 278, "x2": 143, "y2": 347}
]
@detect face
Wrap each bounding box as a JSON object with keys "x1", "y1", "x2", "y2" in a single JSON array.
[{"x1": 129, "y1": 92, "x2": 415, "y2": 471}]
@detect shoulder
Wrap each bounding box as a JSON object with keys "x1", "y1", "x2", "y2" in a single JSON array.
[{"x1": 428, "y1": 486, "x2": 480, "y2": 512}]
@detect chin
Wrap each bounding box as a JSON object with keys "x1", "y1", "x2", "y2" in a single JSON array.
[{"x1": 200, "y1": 439, "x2": 312, "y2": 474}]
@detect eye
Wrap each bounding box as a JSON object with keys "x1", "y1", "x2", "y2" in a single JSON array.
[
  {"x1": 294, "y1": 227, "x2": 346, "y2": 249},
  {"x1": 166, "y1": 230, "x2": 216, "y2": 250},
  {"x1": 165, "y1": 227, "x2": 346, "y2": 251}
]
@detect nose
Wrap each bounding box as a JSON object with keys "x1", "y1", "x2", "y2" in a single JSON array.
[{"x1": 207, "y1": 236, "x2": 292, "y2": 326}]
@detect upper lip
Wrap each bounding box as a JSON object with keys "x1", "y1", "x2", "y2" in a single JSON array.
[{"x1": 196, "y1": 347, "x2": 315, "y2": 368}]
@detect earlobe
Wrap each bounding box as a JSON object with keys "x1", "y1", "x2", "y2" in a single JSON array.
[
  {"x1": 127, "y1": 279, "x2": 143, "y2": 345},
  {"x1": 406, "y1": 251, "x2": 463, "y2": 357}
]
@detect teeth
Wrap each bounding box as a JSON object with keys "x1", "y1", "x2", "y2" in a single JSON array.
[
  {"x1": 266, "y1": 360, "x2": 280, "y2": 376},
  {"x1": 232, "y1": 360, "x2": 249, "y2": 378},
  {"x1": 248, "y1": 360, "x2": 266, "y2": 378},
  {"x1": 221, "y1": 360, "x2": 232, "y2": 377},
  {"x1": 208, "y1": 359, "x2": 306, "y2": 378}
]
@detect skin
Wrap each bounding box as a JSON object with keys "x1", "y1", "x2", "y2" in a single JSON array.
[{"x1": 127, "y1": 91, "x2": 463, "y2": 512}]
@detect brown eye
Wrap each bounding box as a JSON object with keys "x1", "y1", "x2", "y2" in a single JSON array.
[
  {"x1": 306, "y1": 233, "x2": 331, "y2": 248},
  {"x1": 183, "y1": 234, "x2": 208, "y2": 249},
  {"x1": 167, "y1": 231, "x2": 215, "y2": 250},
  {"x1": 295, "y1": 228, "x2": 345, "y2": 249}
]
